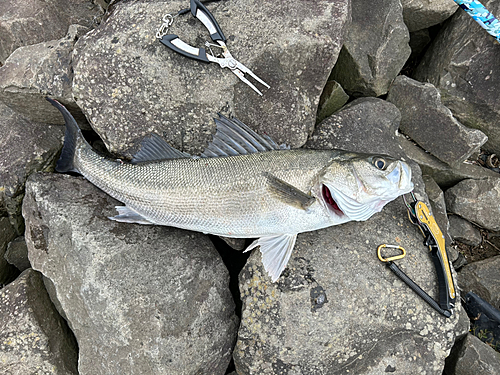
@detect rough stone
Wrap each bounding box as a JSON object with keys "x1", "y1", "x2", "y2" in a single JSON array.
[
  {"x1": 316, "y1": 80, "x2": 349, "y2": 124},
  {"x1": 329, "y1": 0, "x2": 411, "y2": 97},
  {"x1": 0, "y1": 269, "x2": 78, "y2": 375},
  {"x1": 23, "y1": 172, "x2": 239, "y2": 375},
  {"x1": 398, "y1": 135, "x2": 499, "y2": 189},
  {"x1": 414, "y1": 0, "x2": 500, "y2": 154},
  {"x1": 458, "y1": 256, "x2": 500, "y2": 310},
  {"x1": 0, "y1": 25, "x2": 89, "y2": 126},
  {"x1": 0, "y1": 101, "x2": 63, "y2": 233},
  {"x1": 5, "y1": 236, "x2": 30, "y2": 272},
  {"x1": 387, "y1": 75, "x2": 487, "y2": 166},
  {"x1": 72, "y1": 0, "x2": 349, "y2": 157},
  {"x1": 444, "y1": 334, "x2": 500, "y2": 375},
  {"x1": 409, "y1": 29, "x2": 432, "y2": 60},
  {"x1": 445, "y1": 177, "x2": 500, "y2": 232},
  {"x1": 234, "y1": 150, "x2": 462, "y2": 375},
  {"x1": 401, "y1": 0, "x2": 458, "y2": 32},
  {"x1": 448, "y1": 215, "x2": 482, "y2": 247},
  {"x1": 0, "y1": 217, "x2": 18, "y2": 285},
  {"x1": 306, "y1": 97, "x2": 405, "y2": 157},
  {"x1": 0, "y1": 0, "x2": 103, "y2": 65}
]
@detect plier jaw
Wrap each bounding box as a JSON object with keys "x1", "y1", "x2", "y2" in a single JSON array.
[{"x1": 157, "y1": 0, "x2": 270, "y2": 96}]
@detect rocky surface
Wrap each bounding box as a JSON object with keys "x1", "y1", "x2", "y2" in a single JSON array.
[
  {"x1": 23, "y1": 173, "x2": 238, "y2": 375},
  {"x1": 0, "y1": 25, "x2": 90, "y2": 126},
  {"x1": 0, "y1": 269, "x2": 78, "y2": 374},
  {"x1": 0, "y1": 217, "x2": 18, "y2": 285},
  {"x1": 4, "y1": 236, "x2": 30, "y2": 272},
  {"x1": 448, "y1": 215, "x2": 483, "y2": 247},
  {"x1": 444, "y1": 334, "x2": 500, "y2": 375},
  {"x1": 329, "y1": 0, "x2": 410, "y2": 97},
  {"x1": 414, "y1": 0, "x2": 500, "y2": 154},
  {"x1": 387, "y1": 75, "x2": 487, "y2": 167},
  {"x1": 0, "y1": 0, "x2": 103, "y2": 65},
  {"x1": 0, "y1": 101, "x2": 63, "y2": 233},
  {"x1": 445, "y1": 178, "x2": 500, "y2": 232},
  {"x1": 72, "y1": 0, "x2": 349, "y2": 157},
  {"x1": 458, "y1": 256, "x2": 500, "y2": 309},
  {"x1": 1, "y1": 0, "x2": 500, "y2": 373},
  {"x1": 401, "y1": 0, "x2": 458, "y2": 32}
]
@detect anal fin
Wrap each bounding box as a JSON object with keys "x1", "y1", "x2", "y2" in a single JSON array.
[
  {"x1": 244, "y1": 234, "x2": 298, "y2": 282},
  {"x1": 109, "y1": 206, "x2": 153, "y2": 225}
]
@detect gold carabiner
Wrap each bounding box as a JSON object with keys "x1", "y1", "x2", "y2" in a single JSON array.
[{"x1": 377, "y1": 244, "x2": 406, "y2": 262}]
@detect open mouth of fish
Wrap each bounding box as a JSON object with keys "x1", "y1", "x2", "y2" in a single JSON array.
[{"x1": 322, "y1": 184, "x2": 344, "y2": 217}]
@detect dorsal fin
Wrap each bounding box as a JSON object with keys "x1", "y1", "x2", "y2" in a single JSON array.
[
  {"x1": 201, "y1": 114, "x2": 288, "y2": 158},
  {"x1": 131, "y1": 134, "x2": 190, "y2": 164}
]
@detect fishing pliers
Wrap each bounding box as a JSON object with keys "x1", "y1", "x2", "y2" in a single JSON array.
[{"x1": 157, "y1": 0, "x2": 270, "y2": 96}]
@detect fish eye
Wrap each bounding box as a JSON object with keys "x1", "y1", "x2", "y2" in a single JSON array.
[{"x1": 372, "y1": 157, "x2": 387, "y2": 170}]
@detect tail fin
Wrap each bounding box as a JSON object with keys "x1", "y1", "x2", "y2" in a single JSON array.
[{"x1": 47, "y1": 97, "x2": 82, "y2": 173}]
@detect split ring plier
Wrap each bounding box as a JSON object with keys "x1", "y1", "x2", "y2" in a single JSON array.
[{"x1": 157, "y1": 0, "x2": 270, "y2": 96}]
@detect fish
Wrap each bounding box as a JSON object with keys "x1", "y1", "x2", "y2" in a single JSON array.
[{"x1": 47, "y1": 98, "x2": 414, "y2": 282}]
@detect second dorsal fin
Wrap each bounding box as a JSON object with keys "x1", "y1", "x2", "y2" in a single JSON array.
[
  {"x1": 201, "y1": 114, "x2": 288, "y2": 158},
  {"x1": 131, "y1": 134, "x2": 191, "y2": 164}
]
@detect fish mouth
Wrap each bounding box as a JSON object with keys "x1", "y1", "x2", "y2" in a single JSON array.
[{"x1": 322, "y1": 184, "x2": 345, "y2": 217}]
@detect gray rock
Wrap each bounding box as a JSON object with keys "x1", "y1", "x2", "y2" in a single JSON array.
[
  {"x1": 23, "y1": 172, "x2": 238, "y2": 375},
  {"x1": 0, "y1": 25, "x2": 89, "y2": 126},
  {"x1": 306, "y1": 97, "x2": 405, "y2": 157},
  {"x1": 329, "y1": 0, "x2": 411, "y2": 97},
  {"x1": 458, "y1": 256, "x2": 500, "y2": 309},
  {"x1": 0, "y1": 0, "x2": 103, "y2": 65},
  {"x1": 445, "y1": 177, "x2": 500, "y2": 232},
  {"x1": 5, "y1": 236, "x2": 30, "y2": 272},
  {"x1": 0, "y1": 101, "x2": 63, "y2": 233},
  {"x1": 316, "y1": 80, "x2": 349, "y2": 124},
  {"x1": 234, "y1": 158, "x2": 462, "y2": 375},
  {"x1": 414, "y1": 0, "x2": 500, "y2": 154},
  {"x1": 0, "y1": 217, "x2": 18, "y2": 285},
  {"x1": 409, "y1": 29, "x2": 432, "y2": 59},
  {"x1": 398, "y1": 135, "x2": 499, "y2": 189},
  {"x1": 0, "y1": 269, "x2": 78, "y2": 375},
  {"x1": 72, "y1": 0, "x2": 349, "y2": 157},
  {"x1": 387, "y1": 75, "x2": 487, "y2": 167},
  {"x1": 444, "y1": 334, "x2": 500, "y2": 375},
  {"x1": 448, "y1": 215, "x2": 482, "y2": 247},
  {"x1": 401, "y1": 0, "x2": 458, "y2": 32}
]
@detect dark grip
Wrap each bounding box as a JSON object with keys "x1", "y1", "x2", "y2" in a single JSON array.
[
  {"x1": 191, "y1": 0, "x2": 226, "y2": 42},
  {"x1": 431, "y1": 249, "x2": 455, "y2": 310},
  {"x1": 387, "y1": 262, "x2": 452, "y2": 318},
  {"x1": 160, "y1": 34, "x2": 210, "y2": 63}
]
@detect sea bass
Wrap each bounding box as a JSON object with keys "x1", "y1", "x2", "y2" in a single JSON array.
[{"x1": 48, "y1": 98, "x2": 413, "y2": 282}]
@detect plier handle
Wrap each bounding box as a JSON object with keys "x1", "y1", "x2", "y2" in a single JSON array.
[
  {"x1": 158, "y1": 0, "x2": 270, "y2": 96},
  {"x1": 404, "y1": 193, "x2": 456, "y2": 311}
]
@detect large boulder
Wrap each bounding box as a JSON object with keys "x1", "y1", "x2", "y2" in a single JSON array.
[
  {"x1": 0, "y1": 25, "x2": 89, "y2": 126},
  {"x1": 445, "y1": 177, "x2": 500, "y2": 232},
  {"x1": 0, "y1": 101, "x2": 63, "y2": 234},
  {"x1": 387, "y1": 75, "x2": 487, "y2": 167},
  {"x1": 72, "y1": 0, "x2": 349, "y2": 157},
  {"x1": 458, "y1": 256, "x2": 500, "y2": 309},
  {"x1": 401, "y1": 0, "x2": 458, "y2": 32},
  {"x1": 0, "y1": 0, "x2": 103, "y2": 65},
  {"x1": 0, "y1": 269, "x2": 78, "y2": 374},
  {"x1": 329, "y1": 0, "x2": 410, "y2": 97},
  {"x1": 23, "y1": 173, "x2": 239, "y2": 375},
  {"x1": 414, "y1": 0, "x2": 500, "y2": 154}
]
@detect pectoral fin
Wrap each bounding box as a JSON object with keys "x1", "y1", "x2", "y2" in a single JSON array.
[
  {"x1": 109, "y1": 206, "x2": 153, "y2": 225},
  {"x1": 265, "y1": 173, "x2": 316, "y2": 210},
  {"x1": 244, "y1": 234, "x2": 298, "y2": 282}
]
